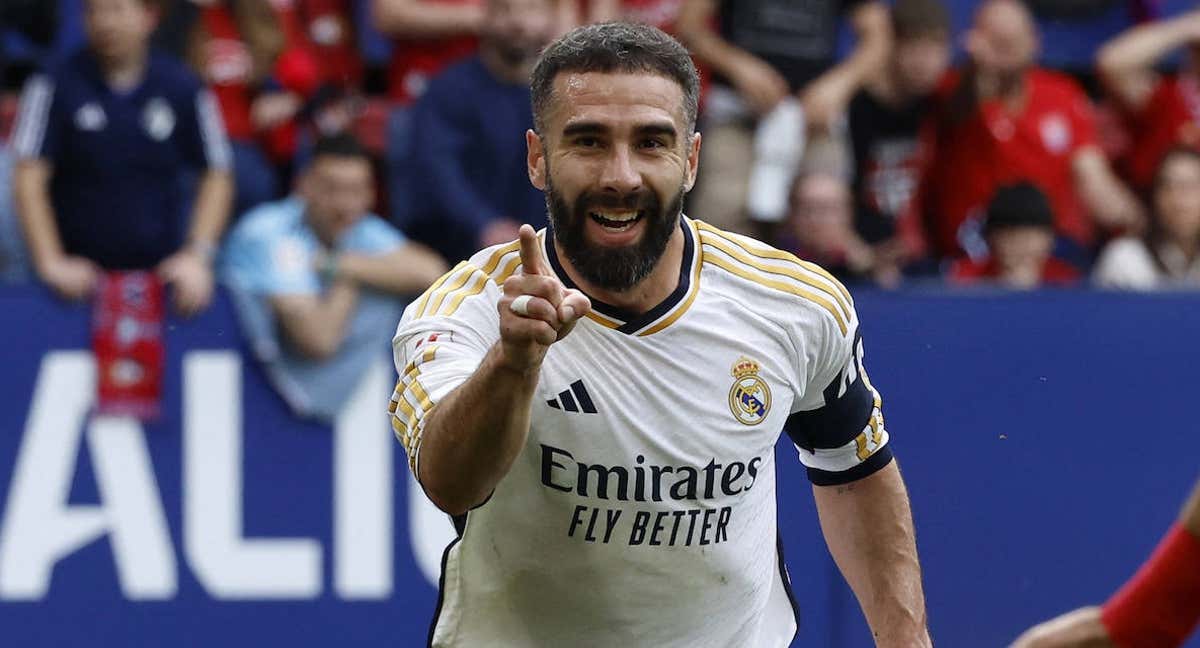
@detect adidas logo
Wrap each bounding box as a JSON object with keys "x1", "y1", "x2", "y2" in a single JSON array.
[{"x1": 546, "y1": 380, "x2": 597, "y2": 414}]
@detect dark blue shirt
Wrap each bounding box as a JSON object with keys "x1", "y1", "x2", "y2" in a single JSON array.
[
  {"x1": 398, "y1": 56, "x2": 546, "y2": 263},
  {"x1": 13, "y1": 49, "x2": 230, "y2": 269}
]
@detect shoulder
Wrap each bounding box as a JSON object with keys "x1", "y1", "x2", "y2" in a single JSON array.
[
  {"x1": 694, "y1": 220, "x2": 857, "y2": 339},
  {"x1": 403, "y1": 237, "x2": 525, "y2": 323},
  {"x1": 228, "y1": 198, "x2": 305, "y2": 245},
  {"x1": 1093, "y1": 237, "x2": 1159, "y2": 288},
  {"x1": 420, "y1": 56, "x2": 485, "y2": 98}
]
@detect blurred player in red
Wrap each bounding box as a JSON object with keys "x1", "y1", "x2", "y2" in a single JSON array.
[{"x1": 1011, "y1": 476, "x2": 1200, "y2": 648}]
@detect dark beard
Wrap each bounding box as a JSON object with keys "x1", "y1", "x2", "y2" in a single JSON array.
[{"x1": 545, "y1": 173, "x2": 684, "y2": 293}]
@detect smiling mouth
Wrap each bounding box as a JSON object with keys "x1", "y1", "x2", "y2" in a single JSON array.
[{"x1": 588, "y1": 210, "x2": 645, "y2": 232}]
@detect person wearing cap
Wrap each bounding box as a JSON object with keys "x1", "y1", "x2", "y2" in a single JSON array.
[{"x1": 948, "y1": 181, "x2": 1081, "y2": 288}]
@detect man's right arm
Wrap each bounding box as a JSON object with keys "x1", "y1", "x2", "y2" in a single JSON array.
[
  {"x1": 393, "y1": 227, "x2": 589, "y2": 516},
  {"x1": 1097, "y1": 10, "x2": 1200, "y2": 112},
  {"x1": 270, "y1": 281, "x2": 360, "y2": 360}
]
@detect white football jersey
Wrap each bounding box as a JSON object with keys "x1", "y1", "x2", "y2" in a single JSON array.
[{"x1": 390, "y1": 217, "x2": 891, "y2": 648}]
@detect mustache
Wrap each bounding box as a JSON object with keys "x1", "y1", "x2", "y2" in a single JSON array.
[{"x1": 575, "y1": 190, "x2": 657, "y2": 212}]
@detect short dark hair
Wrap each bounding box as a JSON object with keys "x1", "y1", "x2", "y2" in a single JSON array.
[
  {"x1": 530, "y1": 22, "x2": 700, "y2": 135},
  {"x1": 984, "y1": 181, "x2": 1054, "y2": 234},
  {"x1": 310, "y1": 132, "x2": 368, "y2": 163},
  {"x1": 891, "y1": 0, "x2": 951, "y2": 41}
]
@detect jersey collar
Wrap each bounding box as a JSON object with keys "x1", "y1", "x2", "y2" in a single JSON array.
[{"x1": 543, "y1": 216, "x2": 701, "y2": 336}]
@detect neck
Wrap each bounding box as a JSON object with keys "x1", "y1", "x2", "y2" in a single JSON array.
[
  {"x1": 480, "y1": 45, "x2": 531, "y2": 85},
  {"x1": 553, "y1": 222, "x2": 686, "y2": 315},
  {"x1": 101, "y1": 49, "x2": 149, "y2": 91}
]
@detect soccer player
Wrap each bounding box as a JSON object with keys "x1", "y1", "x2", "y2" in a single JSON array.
[
  {"x1": 1010, "y1": 476, "x2": 1200, "y2": 648},
  {"x1": 390, "y1": 23, "x2": 930, "y2": 647}
]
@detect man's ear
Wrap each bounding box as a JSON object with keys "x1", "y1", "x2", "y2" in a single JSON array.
[
  {"x1": 684, "y1": 131, "x2": 702, "y2": 192},
  {"x1": 527, "y1": 129, "x2": 547, "y2": 191}
]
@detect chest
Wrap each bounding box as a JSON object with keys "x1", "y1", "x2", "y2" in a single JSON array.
[
  {"x1": 56, "y1": 88, "x2": 184, "y2": 169},
  {"x1": 530, "y1": 311, "x2": 797, "y2": 467}
]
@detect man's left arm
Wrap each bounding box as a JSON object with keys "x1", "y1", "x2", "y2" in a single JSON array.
[
  {"x1": 786, "y1": 306, "x2": 929, "y2": 646},
  {"x1": 800, "y1": 0, "x2": 891, "y2": 131},
  {"x1": 813, "y1": 461, "x2": 930, "y2": 647}
]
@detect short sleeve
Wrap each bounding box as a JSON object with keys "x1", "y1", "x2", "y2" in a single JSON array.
[
  {"x1": 178, "y1": 86, "x2": 232, "y2": 171},
  {"x1": 342, "y1": 216, "x2": 406, "y2": 255},
  {"x1": 783, "y1": 294, "x2": 892, "y2": 486},
  {"x1": 222, "y1": 223, "x2": 321, "y2": 296},
  {"x1": 12, "y1": 73, "x2": 61, "y2": 161},
  {"x1": 390, "y1": 242, "x2": 521, "y2": 477}
]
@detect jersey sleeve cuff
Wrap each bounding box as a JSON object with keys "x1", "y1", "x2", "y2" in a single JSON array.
[{"x1": 806, "y1": 445, "x2": 894, "y2": 486}]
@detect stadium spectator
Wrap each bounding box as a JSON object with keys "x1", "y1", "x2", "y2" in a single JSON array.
[
  {"x1": 676, "y1": 0, "x2": 890, "y2": 239},
  {"x1": 948, "y1": 182, "x2": 1080, "y2": 289},
  {"x1": 920, "y1": 0, "x2": 1143, "y2": 264},
  {"x1": 163, "y1": 0, "x2": 287, "y2": 215},
  {"x1": 221, "y1": 133, "x2": 445, "y2": 421},
  {"x1": 783, "y1": 171, "x2": 877, "y2": 285},
  {"x1": 1093, "y1": 147, "x2": 1200, "y2": 289},
  {"x1": 1097, "y1": 8, "x2": 1200, "y2": 196},
  {"x1": 396, "y1": 0, "x2": 553, "y2": 263},
  {"x1": 1010, "y1": 474, "x2": 1200, "y2": 648},
  {"x1": 12, "y1": 0, "x2": 233, "y2": 315},
  {"x1": 847, "y1": 0, "x2": 951, "y2": 281}
]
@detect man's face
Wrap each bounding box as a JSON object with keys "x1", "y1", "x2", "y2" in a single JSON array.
[
  {"x1": 483, "y1": 0, "x2": 554, "y2": 67},
  {"x1": 301, "y1": 155, "x2": 375, "y2": 243},
  {"x1": 971, "y1": 0, "x2": 1038, "y2": 91},
  {"x1": 1154, "y1": 153, "x2": 1200, "y2": 245},
  {"x1": 791, "y1": 174, "x2": 853, "y2": 256},
  {"x1": 85, "y1": 0, "x2": 155, "y2": 64},
  {"x1": 527, "y1": 72, "x2": 700, "y2": 291},
  {"x1": 895, "y1": 35, "x2": 950, "y2": 98}
]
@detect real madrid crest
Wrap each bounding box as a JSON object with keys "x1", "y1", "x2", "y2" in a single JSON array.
[{"x1": 728, "y1": 356, "x2": 771, "y2": 426}]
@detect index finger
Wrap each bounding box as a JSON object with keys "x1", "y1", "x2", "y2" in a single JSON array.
[{"x1": 518, "y1": 224, "x2": 548, "y2": 276}]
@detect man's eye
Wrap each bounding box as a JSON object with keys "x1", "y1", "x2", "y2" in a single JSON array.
[
  {"x1": 640, "y1": 139, "x2": 665, "y2": 149},
  {"x1": 576, "y1": 137, "x2": 600, "y2": 148}
]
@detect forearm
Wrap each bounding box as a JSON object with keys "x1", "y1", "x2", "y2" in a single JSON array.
[
  {"x1": 14, "y1": 161, "x2": 64, "y2": 272},
  {"x1": 274, "y1": 281, "x2": 359, "y2": 359},
  {"x1": 188, "y1": 169, "x2": 233, "y2": 248},
  {"x1": 1098, "y1": 15, "x2": 1197, "y2": 77},
  {"x1": 805, "y1": 3, "x2": 890, "y2": 100},
  {"x1": 676, "y1": 0, "x2": 752, "y2": 80},
  {"x1": 371, "y1": 0, "x2": 483, "y2": 37},
  {"x1": 417, "y1": 344, "x2": 539, "y2": 515},
  {"x1": 1074, "y1": 149, "x2": 1144, "y2": 230},
  {"x1": 337, "y1": 245, "x2": 447, "y2": 294},
  {"x1": 814, "y1": 461, "x2": 930, "y2": 647}
]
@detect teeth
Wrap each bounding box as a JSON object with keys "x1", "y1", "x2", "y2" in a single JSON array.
[{"x1": 590, "y1": 211, "x2": 639, "y2": 222}]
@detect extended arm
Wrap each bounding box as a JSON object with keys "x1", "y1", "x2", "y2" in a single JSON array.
[
  {"x1": 814, "y1": 461, "x2": 931, "y2": 647},
  {"x1": 1010, "y1": 477, "x2": 1200, "y2": 648},
  {"x1": 1096, "y1": 10, "x2": 1200, "y2": 111}
]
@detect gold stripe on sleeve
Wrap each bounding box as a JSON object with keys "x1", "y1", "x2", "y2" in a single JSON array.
[{"x1": 703, "y1": 253, "x2": 848, "y2": 335}]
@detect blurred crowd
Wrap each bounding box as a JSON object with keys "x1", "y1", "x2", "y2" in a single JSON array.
[{"x1": 1, "y1": 0, "x2": 1199, "y2": 416}]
